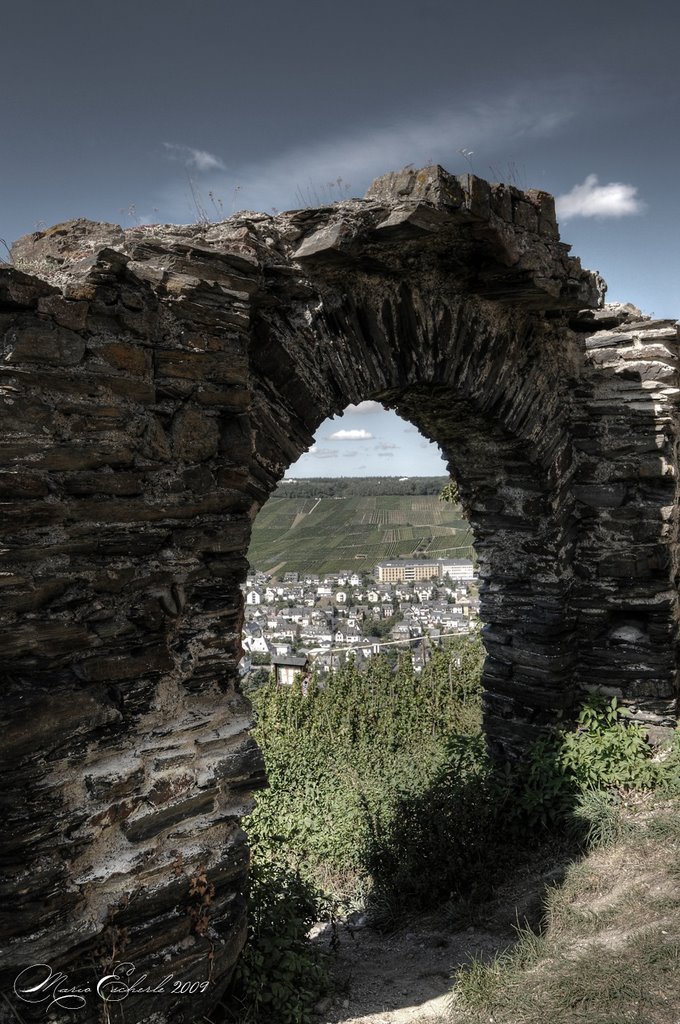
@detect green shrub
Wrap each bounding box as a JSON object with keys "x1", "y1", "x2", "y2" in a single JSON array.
[
  {"x1": 559, "y1": 696, "x2": 654, "y2": 789},
  {"x1": 245, "y1": 654, "x2": 667, "y2": 934},
  {"x1": 360, "y1": 735, "x2": 503, "y2": 917},
  {"x1": 489, "y1": 697, "x2": 658, "y2": 848},
  {"x1": 251, "y1": 652, "x2": 272, "y2": 666},
  {"x1": 226, "y1": 859, "x2": 330, "y2": 1024},
  {"x1": 246, "y1": 636, "x2": 485, "y2": 894},
  {"x1": 494, "y1": 735, "x2": 575, "y2": 833},
  {"x1": 359, "y1": 692, "x2": 659, "y2": 917}
]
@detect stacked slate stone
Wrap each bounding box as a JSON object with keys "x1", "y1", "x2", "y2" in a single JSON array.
[
  {"x1": 0, "y1": 166, "x2": 677, "y2": 1022},
  {"x1": 571, "y1": 311, "x2": 680, "y2": 732}
]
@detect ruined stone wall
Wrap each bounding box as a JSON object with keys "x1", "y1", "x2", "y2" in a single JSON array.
[
  {"x1": 571, "y1": 314, "x2": 680, "y2": 729},
  {"x1": 1, "y1": 237, "x2": 265, "y2": 1022},
  {"x1": 1, "y1": 166, "x2": 677, "y2": 1021}
]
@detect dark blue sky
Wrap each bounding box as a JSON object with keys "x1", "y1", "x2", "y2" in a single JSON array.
[{"x1": 3, "y1": 0, "x2": 678, "y2": 474}]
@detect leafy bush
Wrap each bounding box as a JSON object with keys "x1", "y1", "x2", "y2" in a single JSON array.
[
  {"x1": 226, "y1": 859, "x2": 330, "y2": 1024},
  {"x1": 250, "y1": 652, "x2": 272, "y2": 666},
  {"x1": 360, "y1": 735, "x2": 503, "y2": 917},
  {"x1": 492, "y1": 697, "x2": 659, "y2": 840},
  {"x1": 362, "y1": 694, "x2": 669, "y2": 915},
  {"x1": 494, "y1": 734, "x2": 575, "y2": 833},
  {"x1": 227, "y1": 640, "x2": 485, "y2": 1019},
  {"x1": 559, "y1": 696, "x2": 654, "y2": 789},
  {"x1": 244, "y1": 652, "x2": 671, "y2": 944},
  {"x1": 230, "y1": 630, "x2": 680, "y2": 1022},
  {"x1": 246, "y1": 636, "x2": 485, "y2": 896}
]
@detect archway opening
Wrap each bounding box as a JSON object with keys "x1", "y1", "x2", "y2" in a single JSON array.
[
  {"x1": 231, "y1": 353, "x2": 584, "y2": 1017},
  {"x1": 240, "y1": 397, "x2": 479, "y2": 683},
  {"x1": 233, "y1": 401, "x2": 494, "y2": 1018}
]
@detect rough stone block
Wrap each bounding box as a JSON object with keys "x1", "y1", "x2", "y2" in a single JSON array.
[
  {"x1": 123, "y1": 789, "x2": 218, "y2": 842},
  {"x1": 98, "y1": 341, "x2": 151, "y2": 374},
  {"x1": 74, "y1": 645, "x2": 174, "y2": 682},
  {"x1": 293, "y1": 221, "x2": 352, "y2": 260},
  {"x1": 3, "y1": 324, "x2": 86, "y2": 365},
  {"x1": 573, "y1": 484, "x2": 628, "y2": 508},
  {"x1": 171, "y1": 406, "x2": 220, "y2": 461},
  {"x1": 374, "y1": 203, "x2": 452, "y2": 237}
]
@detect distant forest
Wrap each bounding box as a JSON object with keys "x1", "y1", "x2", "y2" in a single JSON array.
[{"x1": 278, "y1": 476, "x2": 450, "y2": 497}]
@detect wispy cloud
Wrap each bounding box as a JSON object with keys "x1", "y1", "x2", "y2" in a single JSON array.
[
  {"x1": 329, "y1": 429, "x2": 373, "y2": 441},
  {"x1": 156, "y1": 86, "x2": 575, "y2": 220},
  {"x1": 556, "y1": 174, "x2": 645, "y2": 220},
  {"x1": 163, "y1": 143, "x2": 225, "y2": 172},
  {"x1": 240, "y1": 98, "x2": 567, "y2": 208},
  {"x1": 376, "y1": 441, "x2": 398, "y2": 450},
  {"x1": 311, "y1": 448, "x2": 339, "y2": 459},
  {"x1": 378, "y1": 452, "x2": 395, "y2": 458}
]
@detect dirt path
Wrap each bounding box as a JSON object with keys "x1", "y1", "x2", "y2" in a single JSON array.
[
  {"x1": 310, "y1": 913, "x2": 510, "y2": 1024},
  {"x1": 309, "y1": 855, "x2": 567, "y2": 1024},
  {"x1": 290, "y1": 497, "x2": 322, "y2": 530}
]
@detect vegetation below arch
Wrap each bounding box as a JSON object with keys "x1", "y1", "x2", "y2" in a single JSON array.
[{"x1": 223, "y1": 638, "x2": 680, "y2": 1024}]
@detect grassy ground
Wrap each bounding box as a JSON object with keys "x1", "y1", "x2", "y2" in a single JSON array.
[{"x1": 448, "y1": 791, "x2": 680, "y2": 1024}]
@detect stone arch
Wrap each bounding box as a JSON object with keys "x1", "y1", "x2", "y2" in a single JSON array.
[
  {"x1": 248, "y1": 282, "x2": 583, "y2": 750},
  {"x1": 1, "y1": 166, "x2": 678, "y2": 1021}
]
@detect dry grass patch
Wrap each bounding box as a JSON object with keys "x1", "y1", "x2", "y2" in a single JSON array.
[{"x1": 449, "y1": 793, "x2": 680, "y2": 1024}]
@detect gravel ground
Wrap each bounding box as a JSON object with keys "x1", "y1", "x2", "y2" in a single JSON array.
[{"x1": 310, "y1": 911, "x2": 509, "y2": 1024}]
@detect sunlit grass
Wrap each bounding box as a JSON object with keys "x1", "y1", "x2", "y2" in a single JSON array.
[{"x1": 450, "y1": 793, "x2": 680, "y2": 1024}]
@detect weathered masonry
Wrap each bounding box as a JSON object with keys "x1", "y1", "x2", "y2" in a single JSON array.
[{"x1": 1, "y1": 166, "x2": 678, "y2": 1021}]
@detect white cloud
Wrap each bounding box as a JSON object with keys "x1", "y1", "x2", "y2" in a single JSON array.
[
  {"x1": 329, "y1": 429, "x2": 373, "y2": 441},
  {"x1": 307, "y1": 445, "x2": 317, "y2": 454},
  {"x1": 556, "y1": 174, "x2": 645, "y2": 220},
  {"x1": 163, "y1": 143, "x2": 225, "y2": 172},
  {"x1": 311, "y1": 448, "x2": 339, "y2": 459},
  {"x1": 344, "y1": 401, "x2": 383, "y2": 414}
]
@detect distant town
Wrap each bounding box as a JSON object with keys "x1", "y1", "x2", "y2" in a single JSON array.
[{"x1": 240, "y1": 557, "x2": 479, "y2": 687}]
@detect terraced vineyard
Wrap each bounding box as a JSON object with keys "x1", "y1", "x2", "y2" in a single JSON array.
[{"x1": 248, "y1": 490, "x2": 473, "y2": 576}]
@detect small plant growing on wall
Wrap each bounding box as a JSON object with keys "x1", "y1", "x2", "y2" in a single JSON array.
[{"x1": 187, "y1": 864, "x2": 216, "y2": 936}]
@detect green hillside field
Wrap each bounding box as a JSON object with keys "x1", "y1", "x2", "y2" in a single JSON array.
[{"x1": 247, "y1": 485, "x2": 473, "y2": 577}]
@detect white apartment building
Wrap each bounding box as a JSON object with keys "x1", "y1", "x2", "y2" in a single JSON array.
[{"x1": 375, "y1": 558, "x2": 474, "y2": 584}]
